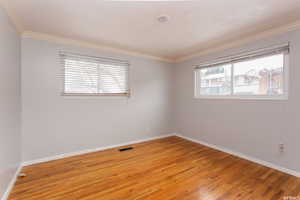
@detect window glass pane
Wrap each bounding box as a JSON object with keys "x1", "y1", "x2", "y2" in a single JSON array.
[
  {"x1": 233, "y1": 54, "x2": 284, "y2": 95},
  {"x1": 199, "y1": 64, "x2": 231, "y2": 95}
]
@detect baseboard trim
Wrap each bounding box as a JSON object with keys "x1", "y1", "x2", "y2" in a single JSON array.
[
  {"x1": 1, "y1": 165, "x2": 22, "y2": 200},
  {"x1": 175, "y1": 134, "x2": 300, "y2": 178},
  {"x1": 21, "y1": 133, "x2": 299, "y2": 178},
  {"x1": 22, "y1": 134, "x2": 175, "y2": 166}
]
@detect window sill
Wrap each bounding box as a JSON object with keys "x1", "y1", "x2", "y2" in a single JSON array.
[
  {"x1": 194, "y1": 95, "x2": 288, "y2": 101},
  {"x1": 61, "y1": 93, "x2": 130, "y2": 100},
  {"x1": 62, "y1": 93, "x2": 129, "y2": 96}
]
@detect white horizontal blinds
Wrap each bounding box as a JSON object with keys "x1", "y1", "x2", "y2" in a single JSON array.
[
  {"x1": 64, "y1": 57, "x2": 98, "y2": 94},
  {"x1": 98, "y1": 64, "x2": 128, "y2": 94},
  {"x1": 61, "y1": 52, "x2": 129, "y2": 95},
  {"x1": 195, "y1": 44, "x2": 289, "y2": 69}
]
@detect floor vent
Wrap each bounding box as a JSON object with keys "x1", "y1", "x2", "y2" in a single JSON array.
[{"x1": 119, "y1": 147, "x2": 133, "y2": 152}]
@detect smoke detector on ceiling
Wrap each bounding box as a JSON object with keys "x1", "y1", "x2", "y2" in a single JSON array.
[{"x1": 157, "y1": 15, "x2": 170, "y2": 23}]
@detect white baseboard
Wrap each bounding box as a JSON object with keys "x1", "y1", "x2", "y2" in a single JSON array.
[
  {"x1": 21, "y1": 132, "x2": 299, "y2": 180},
  {"x1": 175, "y1": 133, "x2": 300, "y2": 178},
  {"x1": 1, "y1": 165, "x2": 22, "y2": 200},
  {"x1": 22, "y1": 134, "x2": 175, "y2": 166}
]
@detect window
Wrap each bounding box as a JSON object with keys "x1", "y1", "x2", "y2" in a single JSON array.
[
  {"x1": 198, "y1": 64, "x2": 231, "y2": 96},
  {"x1": 194, "y1": 44, "x2": 289, "y2": 99},
  {"x1": 61, "y1": 52, "x2": 129, "y2": 96}
]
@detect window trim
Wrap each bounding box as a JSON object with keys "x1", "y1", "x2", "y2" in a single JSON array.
[
  {"x1": 61, "y1": 92, "x2": 130, "y2": 97},
  {"x1": 194, "y1": 48, "x2": 289, "y2": 100},
  {"x1": 60, "y1": 51, "x2": 131, "y2": 97}
]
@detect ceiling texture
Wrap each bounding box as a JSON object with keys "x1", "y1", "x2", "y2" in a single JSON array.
[{"x1": 2, "y1": 0, "x2": 300, "y2": 62}]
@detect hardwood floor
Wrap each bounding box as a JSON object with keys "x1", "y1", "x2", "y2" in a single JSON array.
[{"x1": 9, "y1": 136, "x2": 300, "y2": 200}]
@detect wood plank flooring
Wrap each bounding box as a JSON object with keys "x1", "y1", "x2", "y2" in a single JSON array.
[{"x1": 9, "y1": 136, "x2": 300, "y2": 200}]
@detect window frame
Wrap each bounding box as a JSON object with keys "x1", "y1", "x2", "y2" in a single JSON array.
[
  {"x1": 194, "y1": 51, "x2": 289, "y2": 100},
  {"x1": 60, "y1": 52, "x2": 131, "y2": 97}
]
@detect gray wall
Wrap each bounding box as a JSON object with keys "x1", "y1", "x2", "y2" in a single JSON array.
[
  {"x1": 21, "y1": 38, "x2": 174, "y2": 162},
  {"x1": 174, "y1": 29, "x2": 300, "y2": 172},
  {"x1": 0, "y1": 7, "x2": 21, "y2": 199}
]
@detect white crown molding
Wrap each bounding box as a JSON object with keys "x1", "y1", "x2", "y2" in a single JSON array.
[
  {"x1": 21, "y1": 31, "x2": 174, "y2": 63},
  {"x1": 175, "y1": 134, "x2": 300, "y2": 178},
  {"x1": 19, "y1": 19, "x2": 300, "y2": 64},
  {"x1": 3, "y1": 0, "x2": 300, "y2": 64},
  {"x1": 175, "y1": 19, "x2": 300, "y2": 63}
]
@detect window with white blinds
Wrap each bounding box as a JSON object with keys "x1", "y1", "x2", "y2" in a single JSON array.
[{"x1": 61, "y1": 52, "x2": 129, "y2": 96}]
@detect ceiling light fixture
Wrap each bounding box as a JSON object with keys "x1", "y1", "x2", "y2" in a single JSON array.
[{"x1": 157, "y1": 15, "x2": 170, "y2": 23}]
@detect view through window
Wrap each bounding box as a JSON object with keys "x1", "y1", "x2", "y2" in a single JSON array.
[{"x1": 195, "y1": 51, "x2": 288, "y2": 99}]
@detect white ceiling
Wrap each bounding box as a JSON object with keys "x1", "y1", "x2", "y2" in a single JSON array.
[{"x1": 2, "y1": 0, "x2": 300, "y2": 62}]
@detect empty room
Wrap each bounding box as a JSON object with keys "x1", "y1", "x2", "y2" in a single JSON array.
[{"x1": 1, "y1": 0, "x2": 300, "y2": 199}]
